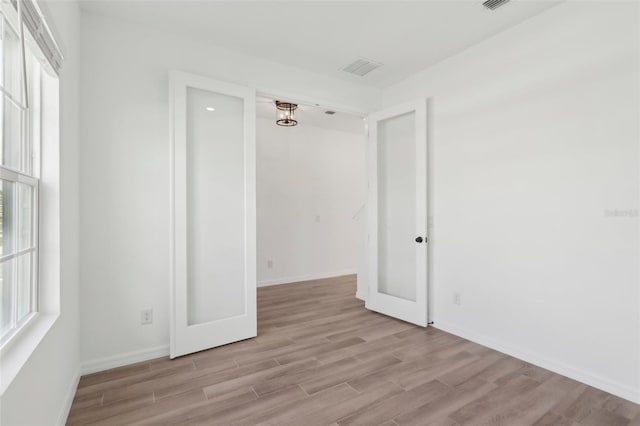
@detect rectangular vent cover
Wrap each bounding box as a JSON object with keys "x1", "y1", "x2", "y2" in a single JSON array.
[
  {"x1": 341, "y1": 58, "x2": 383, "y2": 77},
  {"x1": 483, "y1": 0, "x2": 511, "y2": 10}
]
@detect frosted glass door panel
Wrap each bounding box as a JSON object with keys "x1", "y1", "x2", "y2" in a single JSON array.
[
  {"x1": 366, "y1": 99, "x2": 427, "y2": 327},
  {"x1": 377, "y1": 112, "x2": 416, "y2": 301},
  {"x1": 171, "y1": 71, "x2": 256, "y2": 359},
  {"x1": 186, "y1": 87, "x2": 245, "y2": 325}
]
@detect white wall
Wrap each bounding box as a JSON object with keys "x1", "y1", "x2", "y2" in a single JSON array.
[
  {"x1": 379, "y1": 1, "x2": 639, "y2": 402},
  {"x1": 0, "y1": 1, "x2": 82, "y2": 424},
  {"x1": 78, "y1": 12, "x2": 379, "y2": 367},
  {"x1": 257, "y1": 117, "x2": 365, "y2": 286}
]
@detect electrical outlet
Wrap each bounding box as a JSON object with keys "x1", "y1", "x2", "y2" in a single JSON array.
[
  {"x1": 267, "y1": 260, "x2": 273, "y2": 269},
  {"x1": 453, "y1": 292, "x2": 461, "y2": 306},
  {"x1": 141, "y1": 309, "x2": 153, "y2": 325}
]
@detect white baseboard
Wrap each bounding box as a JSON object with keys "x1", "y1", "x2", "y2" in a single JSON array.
[
  {"x1": 258, "y1": 270, "x2": 357, "y2": 287},
  {"x1": 433, "y1": 320, "x2": 640, "y2": 404},
  {"x1": 78, "y1": 271, "x2": 357, "y2": 379},
  {"x1": 81, "y1": 345, "x2": 170, "y2": 375},
  {"x1": 80, "y1": 272, "x2": 356, "y2": 375},
  {"x1": 56, "y1": 367, "x2": 80, "y2": 426}
]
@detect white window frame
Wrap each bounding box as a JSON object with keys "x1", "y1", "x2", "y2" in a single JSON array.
[
  {"x1": 0, "y1": 0, "x2": 60, "y2": 396},
  {"x1": 0, "y1": 170, "x2": 39, "y2": 346},
  {"x1": 0, "y1": 1, "x2": 41, "y2": 350}
]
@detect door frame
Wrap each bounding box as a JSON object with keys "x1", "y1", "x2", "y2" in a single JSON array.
[
  {"x1": 256, "y1": 89, "x2": 367, "y2": 119},
  {"x1": 365, "y1": 99, "x2": 429, "y2": 327},
  {"x1": 169, "y1": 70, "x2": 257, "y2": 358},
  {"x1": 253, "y1": 88, "x2": 369, "y2": 296}
]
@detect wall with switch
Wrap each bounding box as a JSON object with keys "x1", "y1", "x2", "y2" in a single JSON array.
[{"x1": 257, "y1": 117, "x2": 366, "y2": 286}]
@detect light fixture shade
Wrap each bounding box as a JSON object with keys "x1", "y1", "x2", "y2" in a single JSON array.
[{"x1": 275, "y1": 101, "x2": 298, "y2": 127}]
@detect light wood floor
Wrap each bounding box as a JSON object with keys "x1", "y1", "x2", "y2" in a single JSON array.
[{"x1": 68, "y1": 275, "x2": 640, "y2": 425}]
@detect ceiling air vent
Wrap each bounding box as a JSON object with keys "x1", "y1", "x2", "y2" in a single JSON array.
[
  {"x1": 341, "y1": 58, "x2": 383, "y2": 77},
  {"x1": 483, "y1": 0, "x2": 511, "y2": 10}
]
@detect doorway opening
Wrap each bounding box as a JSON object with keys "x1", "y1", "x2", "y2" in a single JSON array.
[{"x1": 255, "y1": 95, "x2": 368, "y2": 324}]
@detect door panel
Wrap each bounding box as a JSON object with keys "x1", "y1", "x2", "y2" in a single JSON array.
[
  {"x1": 171, "y1": 72, "x2": 256, "y2": 358},
  {"x1": 377, "y1": 111, "x2": 417, "y2": 302},
  {"x1": 366, "y1": 101, "x2": 427, "y2": 326},
  {"x1": 186, "y1": 87, "x2": 246, "y2": 325}
]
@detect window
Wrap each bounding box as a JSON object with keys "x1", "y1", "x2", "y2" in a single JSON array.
[
  {"x1": 0, "y1": 8, "x2": 42, "y2": 347},
  {"x1": 0, "y1": 0, "x2": 61, "y2": 392}
]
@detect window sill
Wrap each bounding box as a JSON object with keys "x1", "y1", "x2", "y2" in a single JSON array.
[{"x1": 0, "y1": 312, "x2": 59, "y2": 395}]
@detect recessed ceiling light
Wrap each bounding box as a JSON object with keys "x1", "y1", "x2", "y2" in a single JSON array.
[{"x1": 205, "y1": 107, "x2": 215, "y2": 112}]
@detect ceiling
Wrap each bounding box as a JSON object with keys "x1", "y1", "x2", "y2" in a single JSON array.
[
  {"x1": 79, "y1": 0, "x2": 563, "y2": 89},
  {"x1": 257, "y1": 96, "x2": 365, "y2": 134}
]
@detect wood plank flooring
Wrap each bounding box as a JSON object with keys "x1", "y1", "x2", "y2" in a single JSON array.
[{"x1": 68, "y1": 275, "x2": 640, "y2": 425}]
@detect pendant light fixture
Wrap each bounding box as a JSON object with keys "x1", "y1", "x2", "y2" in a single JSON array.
[{"x1": 275, "y1": 100, "x2": 298, "y2": 127}]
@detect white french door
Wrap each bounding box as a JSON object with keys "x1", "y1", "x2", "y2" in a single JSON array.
[
  {"x1": 170, "y1": 71, "x2": 257, "y2": 358},
  {"x1": 366, "y1": 100, "x2": 428, "y2": 327}
]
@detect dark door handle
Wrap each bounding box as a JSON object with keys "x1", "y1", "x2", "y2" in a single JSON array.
[{"x1": 415, "y1": 236, "x2": 424, "y2": 243}]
